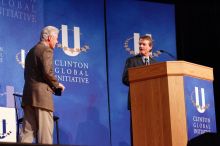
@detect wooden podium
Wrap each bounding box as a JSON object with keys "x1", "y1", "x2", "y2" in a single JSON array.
[{"x1": 128, "y1": 61, "x2": 213, "y2": 146}]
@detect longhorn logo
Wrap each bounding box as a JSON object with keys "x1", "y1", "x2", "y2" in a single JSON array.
[
  {"x1": 191, "y1": 87, "x2": 209, "y2": 113},
  {"x1": 0, "y1": 119, "x2": 12, "y2": 139},
  {"x1": 57, "y1": 25, "x2": 90, "y2": 57},
  {"x1": 15, "y1": 49, "x2": 26, "y2": 68}
]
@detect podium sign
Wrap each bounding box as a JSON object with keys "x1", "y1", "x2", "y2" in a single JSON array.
[
  {"x1": 184, "y1": 76, "x2": 216, "y2": 140},
  {"x1": 0, "y1": 107, "x2": 16, "y2": 142}
]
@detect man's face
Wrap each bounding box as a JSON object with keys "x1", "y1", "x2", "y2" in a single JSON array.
[
  {"x1": 139, "y1": 39, "x2": 152, "y2": 56},
  {"x1": 49, "y1": 34, "x2": 58, "y2": 49}
]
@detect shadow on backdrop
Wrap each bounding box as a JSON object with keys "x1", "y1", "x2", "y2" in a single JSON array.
[{"x1": 75, "y1": 106, "x2": 110, "y2": 146}]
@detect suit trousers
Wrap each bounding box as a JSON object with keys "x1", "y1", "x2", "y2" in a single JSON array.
[{"x1": 20, "y1": 105, "x2": 54, "y2": 144}]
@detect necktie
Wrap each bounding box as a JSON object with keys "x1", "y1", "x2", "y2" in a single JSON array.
[{"x1": 144, "y1": 58, "x2": 149, "y2": 65}]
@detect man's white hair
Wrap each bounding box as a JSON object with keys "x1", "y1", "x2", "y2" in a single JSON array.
[{"x1": 40, "y1": 26, "x2": 59, "y2": 41}]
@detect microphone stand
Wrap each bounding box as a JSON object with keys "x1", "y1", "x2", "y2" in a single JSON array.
[
  {"x1": 152, "y1": 50, "x2": 176, "y2": 60},
  {"x1": 159, "y1": 50, "x2": 176, "y2": 60}
]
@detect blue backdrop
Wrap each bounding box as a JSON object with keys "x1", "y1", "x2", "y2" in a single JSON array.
[
  {"x1": 44, "y1": 0, "x2": 110, "y2": 145},
  {"x1": 0, "y1": 0, "x2": 176, "y2": 146},
  {"x1": 106, "y1": 1, "x2": 176, "y2": 145},
  {"x1": 0, "y1": 0, "x2": 44, "y2": 106}
]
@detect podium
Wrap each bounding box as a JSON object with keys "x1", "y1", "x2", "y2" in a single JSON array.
[{"x1": 128, "y1": 61, "x2": 215, "y2": 146}]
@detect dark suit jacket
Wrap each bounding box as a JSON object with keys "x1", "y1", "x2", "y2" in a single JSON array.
[
  {"x1": 122, "y1": 54, "x2": 157, "y2": 110},
  {"x1": 22, "y1": 42, "x2": 59, "y2": 111}
]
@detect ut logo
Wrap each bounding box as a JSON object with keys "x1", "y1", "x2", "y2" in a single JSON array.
[
  {"x1": 60, "y1": 25, "x2": 80, "y2": 56},
  {"x1": 59, "y1": 25, "x2": 90, "y2": 57},
  {"x1": 16, "y1": 49, "x2": 26, "y2": 69},
  {"x1": 133, "y1": 33, "x2": 140, "y2": 55},
  {"x1": 194, "y1": 86, "x2": 208, "y2": 113},
  {"x1": 0, "y1": 119, "x2": 6, "y2": 139}
]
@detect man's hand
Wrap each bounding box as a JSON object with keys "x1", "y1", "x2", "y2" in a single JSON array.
[{"x1": 58, "y1": 83, "x2": 65, "y2": 92}]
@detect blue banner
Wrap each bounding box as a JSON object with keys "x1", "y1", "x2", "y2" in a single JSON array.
[
  {"x1": 0, "y1": 0, "x2": 176, "y2": 145},
  {"x1": 1, "y1": 0, "x2": 110, "y2": 145},
  {"x1": 0, "y1": 0, "x2": 44, "y2": 107},
  {"x1": 184, "y1": 76, "x2": 216, "y2": 140},
  {"x1": 106, "y1": 1, "x2": 176, "y2": 145},
  {"x1": 45, "y1": 0, "x2": 110, "y2": 145}
]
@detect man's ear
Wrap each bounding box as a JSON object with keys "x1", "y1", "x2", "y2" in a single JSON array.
[{"x1": 47, "y1": 36, "x2": 52, "y2": 41}]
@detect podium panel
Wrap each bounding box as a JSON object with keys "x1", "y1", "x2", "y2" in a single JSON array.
[
  {"x1": 184, "y1": 76, "x2": 216, "y2": 139},
  {"x1": 128, "y1": 61, "x2": 216, "y2": 146},
  {"x1": 0, "y1": 107, "x2": 16, "y2": 142}
]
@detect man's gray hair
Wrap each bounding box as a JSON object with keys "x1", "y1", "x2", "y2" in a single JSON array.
[{"x1": 40, "y1": 26, "x2": 59, "y2": 41}]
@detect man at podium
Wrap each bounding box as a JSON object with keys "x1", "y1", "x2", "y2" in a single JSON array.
[
  {"x1": 122, "y1": 34, "x2": 157, "y2": 146},
  {"x1": 122, "y1": 34, "x2": 157, "y2": 110}
]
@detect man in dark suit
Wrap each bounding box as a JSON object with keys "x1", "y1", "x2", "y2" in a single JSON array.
[
  {"x1": 122, "y1": 35, "x2": 157, "y2": 146},
  {"x1": 20, "y1": 26, "x2": 65, "y2": 144},
  {"x1": 122, "y1": 35, "x2": 157, "y2": 109}
]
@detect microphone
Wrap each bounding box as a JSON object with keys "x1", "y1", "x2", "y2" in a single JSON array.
[
  {"x1": 13, "y1": 93, "x2": 22, "y2": 97},
  {"x1": 152, "y1": 49, "x2": 176, "y2": 60}
]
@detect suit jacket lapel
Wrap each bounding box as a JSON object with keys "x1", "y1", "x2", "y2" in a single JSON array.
[{"x1": 136, "y1": 55, "x2": 144, "y2": 66}]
